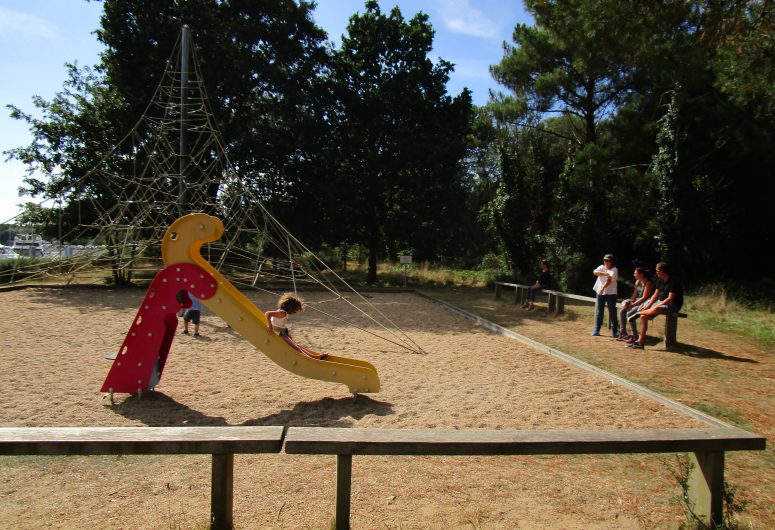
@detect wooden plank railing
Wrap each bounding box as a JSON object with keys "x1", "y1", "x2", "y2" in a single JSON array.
[
  {"x1": 0, "y1": 426, "x2": 285, "y2": 530},
  {"x1": 0, "y1": 426, "x2": 765, "y2": 529},
  {"x1": 285, "y1": 426, "x2": 766, "y2": 530},
  {"x1": 493, "y1": 282, "x2": 531, "y2": 305}
]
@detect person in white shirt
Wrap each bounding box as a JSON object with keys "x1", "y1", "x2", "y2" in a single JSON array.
[{"x1": 592, "y1": 253, "x2": 619, "y2": 337}]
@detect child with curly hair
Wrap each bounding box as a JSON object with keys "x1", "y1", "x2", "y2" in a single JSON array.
[{"x1": 265, "y1": 292, "x2": 327, "y2": 360}]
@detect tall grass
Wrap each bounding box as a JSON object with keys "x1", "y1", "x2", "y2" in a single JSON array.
[
  {"x1": 687, "y1": 284, "x2": 775, "y2": 349},
  {"x1": 365, "y1": 260, "x2": 506, "y2": 287}
]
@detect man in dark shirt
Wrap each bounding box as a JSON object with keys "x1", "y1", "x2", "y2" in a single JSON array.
[{"x1": 627, "y1": 262, "x2": 683, "y2": 349}]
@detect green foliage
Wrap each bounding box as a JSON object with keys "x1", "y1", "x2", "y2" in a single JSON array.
[
  {"x1": 649, "y1": 84, "x2": 683, "y2": 262},
  {"x1": 329, "y1": 0, "x2": 474, "y2": 283}
]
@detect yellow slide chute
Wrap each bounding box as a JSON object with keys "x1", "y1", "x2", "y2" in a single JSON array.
[{"x1": 162, "y1": 213, "x2": 380, "y2": 393}]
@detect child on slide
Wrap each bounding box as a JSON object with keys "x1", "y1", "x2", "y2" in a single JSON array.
[{"x1": 265, "y1": 293, "x2": 327, "y2": 360}]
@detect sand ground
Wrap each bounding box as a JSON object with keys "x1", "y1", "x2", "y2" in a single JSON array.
[{"x1": 0, "y1": 286, "x2": 737, "y2": 529}]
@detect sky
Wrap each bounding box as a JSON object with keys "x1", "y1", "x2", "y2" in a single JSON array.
[{"x1": 0, "y1": 0, "x2": 532, "y2": 223}]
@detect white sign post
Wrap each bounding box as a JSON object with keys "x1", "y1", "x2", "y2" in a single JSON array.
[{"x1": 399, "y1": 255, "x2": 412, "y2": 288}]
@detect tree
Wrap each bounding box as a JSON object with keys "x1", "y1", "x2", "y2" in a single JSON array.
[
  {"x1": 330, "y1": 1, "x2": 473, "y2": 282},
  {"x1": 6, "y1": 63, "x2": 130, "y2": 238},
  {"x1": 7, "y1": 0, "x2": 332, "y2": 237},
  {"x1": 489, "y1": 0, "x2": 683, "y2": 145},
  {"x1": 96, "y1": 0, "x2": 332, "y2": 209}
]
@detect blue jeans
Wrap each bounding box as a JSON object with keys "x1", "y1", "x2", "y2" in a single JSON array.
[
  {"x1": 595, "y1": 294, "x2": 619, "y2": 335},
  {"x1": 526, "y1": 286, "x2": 544, "y2": 301}
]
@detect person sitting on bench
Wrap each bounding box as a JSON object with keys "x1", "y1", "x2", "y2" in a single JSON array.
[
  {"x1": 522, "y1": 259, "x2": 551, "y2": 310},
  {"x1": 627, "y1": 262, "x2": 683, "y2": 349},
  {"x1": 617, "y1": 266, "x2": 654, "y2": 341}
]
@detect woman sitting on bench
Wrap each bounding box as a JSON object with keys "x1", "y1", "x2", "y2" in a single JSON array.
[
  {"x1": 627, "y1": 262, "x2": 683, "y2": 349},
  {"x1": 522, "y1": 259, "x2": 551, "y2": 311},
  {"x1": 617, "y1": 267, "x2": 654, "y2": 341}
]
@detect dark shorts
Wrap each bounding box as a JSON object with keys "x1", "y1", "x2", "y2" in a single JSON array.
[
  {"x1": 277, "y1": 327, "x2": 289, "y2": 337},
  {"x1": 184, "y1": 310, "x2": 201, "y2": 324}
]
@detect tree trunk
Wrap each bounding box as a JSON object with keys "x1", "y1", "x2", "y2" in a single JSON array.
[{"x1": 367, "y1": 229, "x2": 379, "y2": 284}]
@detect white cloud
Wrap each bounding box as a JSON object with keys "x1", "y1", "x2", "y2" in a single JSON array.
[
  {"x1": 0, "y1": 7, "x2": 58, "y2": 41},
  {"x1": 436, "y1": 0, "x2": 501, "y2": 40}
]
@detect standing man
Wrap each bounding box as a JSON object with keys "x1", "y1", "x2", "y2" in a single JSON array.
[
  {"x1": 592, "y1": 254, "x2": 619, "y2": 337},
  {"x1": 627, "y1": 262, "x2": 683, "y2": 349}
]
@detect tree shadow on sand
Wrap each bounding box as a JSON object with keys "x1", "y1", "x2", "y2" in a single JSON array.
[{"x1": 108, "y1": 392, "x2": 394, "y2": 428}]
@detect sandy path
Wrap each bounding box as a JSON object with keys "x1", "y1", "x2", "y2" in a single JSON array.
[{"x1": 0, "y1": 287, "x2": 704, "y2": 528}]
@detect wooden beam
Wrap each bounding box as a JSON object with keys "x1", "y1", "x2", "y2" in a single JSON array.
[
  {"x1": 211, "y1": 453, "x2": 234, "y2": 530},
  {"x1": 0, "y1": 426, "x2": 285, "y2": 455},
  {"x1": 689, "y1": 451, "x2": 725, "y2": 527},
  {"x1": 285, "y1": 427, "x2": 765, "y2": 456},
  {"x1": 336, "y1": 454, "x2": 352, "y2": 530}
]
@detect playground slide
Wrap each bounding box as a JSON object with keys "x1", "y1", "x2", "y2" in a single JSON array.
[{"x1": 161, "y1": 213, "x2": 380, "y2": 393}]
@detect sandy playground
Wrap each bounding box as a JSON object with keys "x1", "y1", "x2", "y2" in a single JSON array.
[{"x1": 0, "y1": 287, "x2": 710, "y2": 528}]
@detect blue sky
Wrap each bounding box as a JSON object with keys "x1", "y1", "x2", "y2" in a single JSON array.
[{"x1": 0, "y1": 0, "x2": 531, "y2": 222}]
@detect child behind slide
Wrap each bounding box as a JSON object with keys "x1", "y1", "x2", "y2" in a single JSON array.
[{"x1": 264, "y1": 293, "x2": 327, "y2": 360}]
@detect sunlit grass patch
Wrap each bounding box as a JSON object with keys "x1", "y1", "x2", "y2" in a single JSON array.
[{"x1": 687, "y1": 284, "x2": 775, "y2": 350}]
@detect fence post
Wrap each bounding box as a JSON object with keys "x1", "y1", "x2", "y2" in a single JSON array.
[
  {"x1": 336, "y1": 454, "x2": 352, "y2": 530},
  {"x1": 688, "y1": 451, "x2": 724, "y2": 527},
  {"x1": 664, "y1": 314, "x2": 678, "y2": 347},
  {"x1": 555, "y1": 296, "x2": 565, "y2": 316},
  {"x1": 494, "y1": 283, "x2": 502, "y2": 299},
  {"x1": 211, "y1": 453, "x2": 234, "y2": 530}
]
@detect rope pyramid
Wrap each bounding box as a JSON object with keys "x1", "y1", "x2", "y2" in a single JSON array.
[{"x1": 1, "y1": 29, "x2": 422, "y2": 355}]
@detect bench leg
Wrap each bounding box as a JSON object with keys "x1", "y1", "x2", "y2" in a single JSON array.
[
  {"x1": 494, "y1": 284, "x2": 502, "y2": 299},
  {"x1": 664, "y1": 315, "x2": 678, "y2": 347},
  {"x1": 555, "y1": 296, "x2": 565, "y2": 316},
  {"x1": 336, "y1": 454, "x2": 352, "y2": 530},
  {"x1": 211, "y1": 453, "x2": 234, "y2": 530},
  {"x1": 688, "y1": 451, "x2": 724, "y2": 527},
  {"x1": 547, "y1": 292, "x2": 555, "y2": 312}
]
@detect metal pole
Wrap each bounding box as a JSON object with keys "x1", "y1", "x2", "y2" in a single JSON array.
[{"x1": 178, "y1": 25, "x2": 190, "y2": 216}]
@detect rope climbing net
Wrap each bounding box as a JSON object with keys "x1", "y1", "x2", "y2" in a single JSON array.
[{"x1": 1, "y1": 29, "x2": 422, "y2": 355}]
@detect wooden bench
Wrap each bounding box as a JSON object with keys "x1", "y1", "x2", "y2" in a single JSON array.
[
  {"x1": 542, "y1": 289, "x2": 688, "y2": 346},
  {"x1": 0, "y1": 426, "x2": 285, "y2": 530},
  {"x1": 285, "y1": 426, "x2": 765, "y2": 530}
]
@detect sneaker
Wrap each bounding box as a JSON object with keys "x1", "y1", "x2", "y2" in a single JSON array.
[
  {"x1": 611, "y1": 331, "x2": 620, "y2": 339},
  {"x1": 182, "y1": 329, "x2": 189, "y2": 335},
  {"x1": 626, "y1": 335, "x2": 637, "y2": 344},
  {"x1": 591, "y1": 330, "x2": 601, "y2": 336},
  {"x1": 194, "y1": 332, "x2": 200, "y2": 337},
  {"x1": 627, "y1": 341, "x2": 644, "y2": 349},
  {"x1": 616, "y1": 334, "x2": 629, "y2": 342}
]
